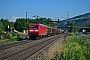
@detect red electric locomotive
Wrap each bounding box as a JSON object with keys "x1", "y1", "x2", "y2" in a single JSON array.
[
  {"x1": 28, "y1": 24, "x2": 60, "y2": 39},
  {"x1": 28, "y1": 24, "x2": 47, "y2": 39}
]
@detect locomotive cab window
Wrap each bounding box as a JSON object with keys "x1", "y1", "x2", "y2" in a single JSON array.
[{"x1": 30, "y1": 25, "x2": 38, "y2": 28}]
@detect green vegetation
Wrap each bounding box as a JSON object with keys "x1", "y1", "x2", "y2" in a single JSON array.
[
  {"x1": 70, "y1": 12, "x2": 90, "y2": 27},
  {"x1": 57, "y1": 12, "x2": 90, "y2": 32},
  {"x1": 0, "y1": 21, "x2": 3, "y2": 35},
  {"x1": 0, "y1": 17, "x2": 54, "y2": 33},
  {"x1": 70, "y1": 22, "x2": 76, "y2": 33},
  {"x1": 0, "y1": 17, "x2": 55, "y2": 44},
  {"x1": 0, "y1": 32, "x2": 19, "y2": 44},
  {"x1": 54, "y1": 34, "x2": 90, "y2": 60},
  {"x1": 14, "y1": 18, "x2": 54, "y2": 32},
  {"x1": 70, "y1": 13, "x2": 90, "y2": 20},
  {"x1": 0, "y1": 38, "x2": 17, "y2": 44},
  {"x1": 0, "y1": 18, "x2": 14, "y2": 29}
]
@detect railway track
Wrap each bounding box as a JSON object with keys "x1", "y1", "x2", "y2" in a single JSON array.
[
  {"x1": 0, "y1": 34, "x2": 66, "y2": 60},
  {"x1": 0, "y1": 38, "x2": 47, "y2": 59},
  {"x1": 0, "y1": 40, "x2": 31, "y2": 50}
]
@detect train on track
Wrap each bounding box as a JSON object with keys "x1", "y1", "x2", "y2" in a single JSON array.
[{"x1": 28, "y1": 24, "x2": 60, "y2": 39}]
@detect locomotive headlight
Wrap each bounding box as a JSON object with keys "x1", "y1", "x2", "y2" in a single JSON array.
[
  {"x1": 30, "y1": 30, "x2": 33, "y2": 32},
  {"x1": 35, "y1": 30, "x2": 38, "y2": 32}
]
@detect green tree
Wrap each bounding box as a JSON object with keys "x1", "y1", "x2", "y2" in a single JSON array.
[
  {"x1": 0, "y1": 21, "x2": 4, "y2": 35},
  {"x1": 14, "y1": 18, "x2": 27, "y2": 32},
  {"x1": 14, "y1": 17, "x2": 55, "y2": 32},
  {"x1": 0, "y1": 18, "x2": 14, "y2": 31},
  {"x1": 70, "y1": 22, "x2": 76, "y2": 33},
  {"x1": 9, "y1": 22, "x2": 14, "y2": 28},
  {"x1": 0, "y1": 18, "x2": 9, "y2": 28}
]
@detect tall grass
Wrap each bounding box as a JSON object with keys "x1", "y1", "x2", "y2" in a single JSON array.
[
  {"x1": 0, "y1": 32, "x2": 18, "y2": 44},
  {"x1": 54, "y1": 35, "x2": 90, "y2": 60}
]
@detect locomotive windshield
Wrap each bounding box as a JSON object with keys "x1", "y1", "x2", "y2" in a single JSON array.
[{"x1": 30, "y1": 25, "x2": 38, "y2": 28}]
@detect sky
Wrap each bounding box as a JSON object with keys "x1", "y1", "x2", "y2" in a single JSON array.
[{"x1": 0, "y1": 0, "x2": 90, "y2": 22}]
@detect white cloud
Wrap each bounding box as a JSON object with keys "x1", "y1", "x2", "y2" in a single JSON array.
[{"x1": 10, "y1": 16, "x2": 22, "y2": 22}]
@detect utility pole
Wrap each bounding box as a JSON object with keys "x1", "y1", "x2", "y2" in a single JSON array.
[
  {"x1": 26, "y1": 12, "x2": 29, "y2": 25},
  {"x1": 56, "y1": 18, "x2": 60, "y2": 29},
  {"x1": 66, "y1": 11, "x2": 69, "y2": 32},
  {"x1": 66, "y1": 11, "x2": 69, "y2": 20},
  {"x1": 32, "y1": 15, "x2": 39, "y2": 23},
  {"x1": 26, "y1": 12, "x2": 29, "y2": 38},
  {"x1": 32, "y1": 13, "x2": 42, "y2": 24}
]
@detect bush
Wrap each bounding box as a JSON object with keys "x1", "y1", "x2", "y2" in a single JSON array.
[
  {"x1": 69, "y1": 33, "x2": 75, "y2": 36},
  {"x1": 59, "y1": 35, "x2": 90, "y2": 60},
  {"x1": 60, "y1": 42, "x2": 85, "y2": 60}
]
